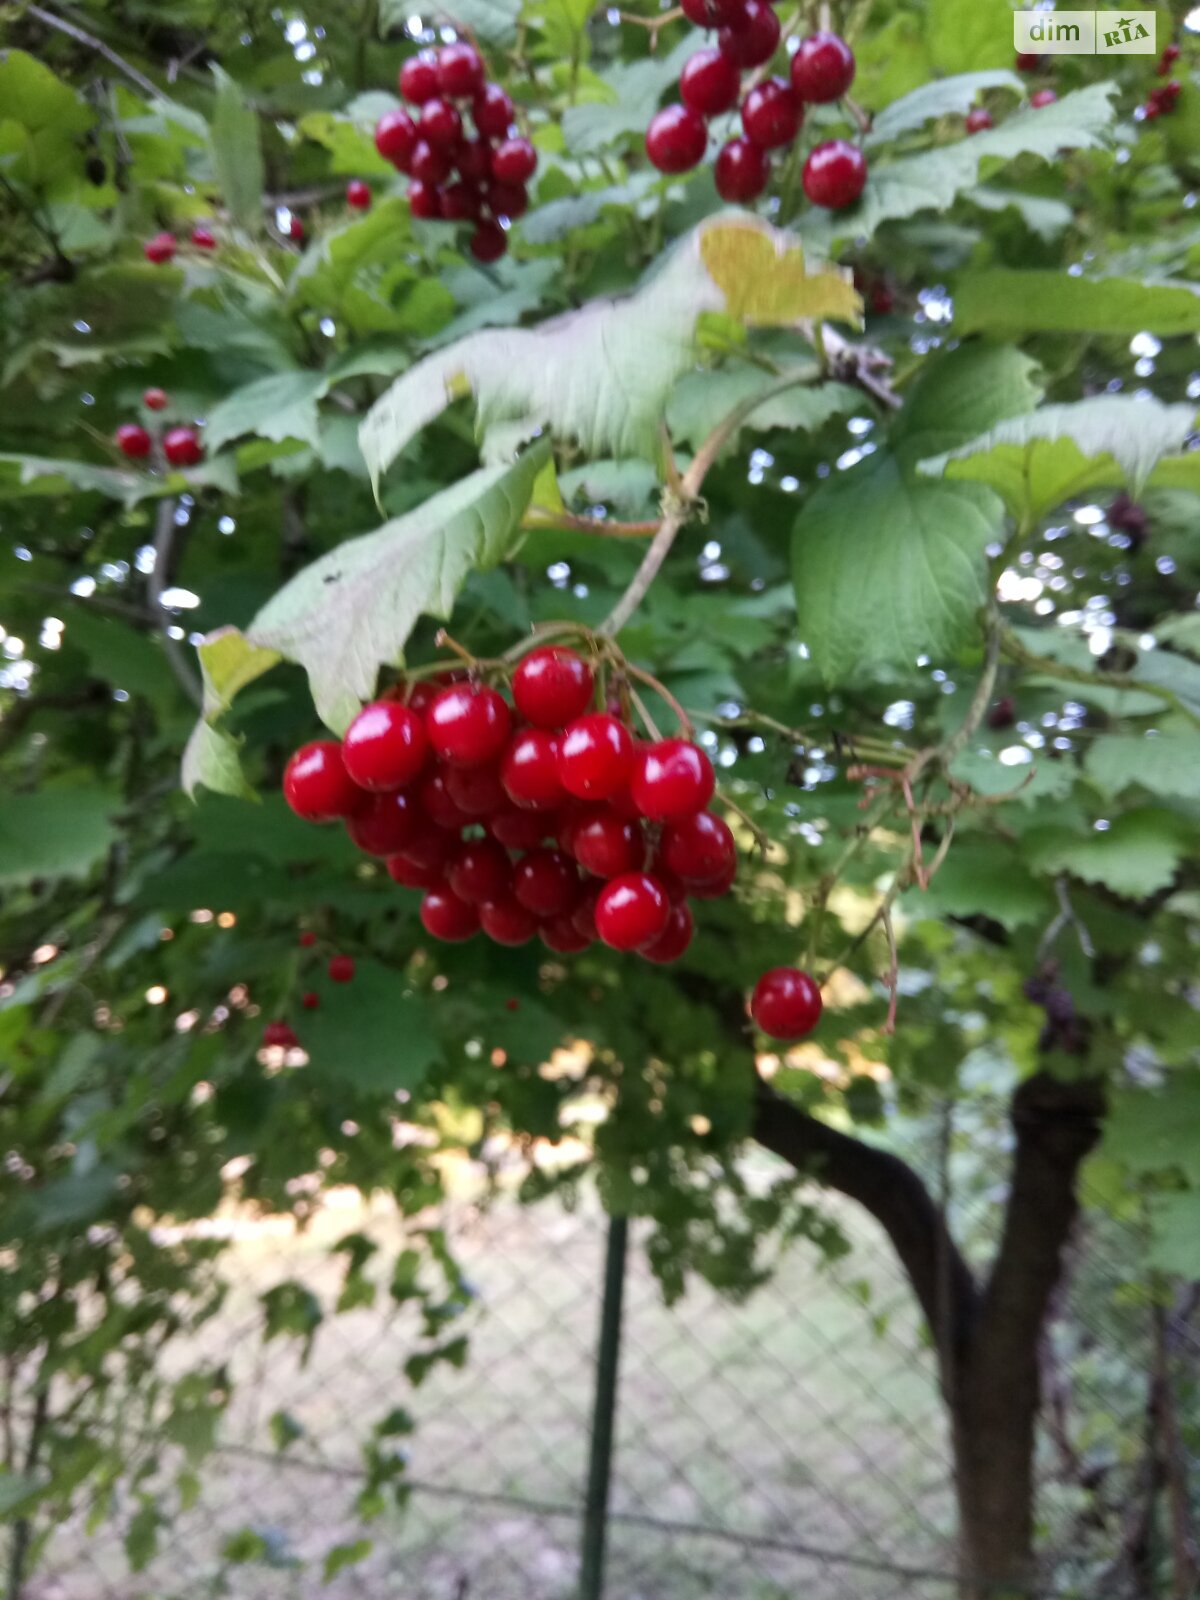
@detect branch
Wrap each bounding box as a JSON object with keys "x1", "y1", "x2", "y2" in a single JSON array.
[
  {"x1": 520, "y1": 508, "x2": 659, "y2": 539},
  {"x1": 26, "y1": 4, "x2": 162, "y2": 100},
  {"x1": 1002, "y1": 626, "x2": 1200, "y2": 730},
  {"x1": 149, "y1": 498, "x2": 203, "y2": 708}
]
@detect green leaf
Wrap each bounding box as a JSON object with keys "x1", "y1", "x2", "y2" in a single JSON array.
[
  {"x1": 953, "y1": 270, "x2": 1200, "y2": 337},
  {"x1": 1024, "y1": 810, "x2": 1192, "y2": 899},
  {"x1": 1155, "y1": 613, "x2": 1200, "y2": 657},
  {"x1": 0, "y1": 51, "x2": 93, "y2": 189},
  {"x1": 302, "y1": 961, "x2": 439, "y2": 1093},
  {"x1": 60, "y1": 607, "x2": 178, "y2": 714},
  {"x1": 962, "y1": 187, "x2": 1073, "y2": 242},
  {"x1": 903, "y1": 838, "x2": 1053, "y2": 930},
  {"x1": 0, "y1": 789, "x2": 117, "y2": 885},
  {"x1": 181, "y1": 720, "x2": 258, "y2": 803},
  {"x1": 324, "y1": 1541, "x2": 373, "y2": 1581},
  {"x1": 210, "y1": 66, "x2": 264, "y2": 236},
  {"x1": 0, "y1": 1473, "x2": 44, "y2": 1521},
  {"x1": 666, "y1": 369, "x2": 859, "y2": 453},
  {"x1": 866, "y1": 70, "x2": 1022, "y2": 147},
  {"x1": 561, "y1": 34, "x2": 700, "y2": 152},
  {"x1": 0, "y1": 453, "x2": 235, "y2": 507},
  {"x1": 1106, "y1": 1076, "x2": 1200, "y2": 1183},
  {"x1": 925, "y1": 0, "x2": 1011, "y2": 75},
  {"x1": 205, "y1": 371, "x2": 326, "y2": 453},
  {"x1": 1085, "y1": 727, "x2": 1200, "y2": 801},
  {"x1": 521, "y1": 173, "x2": 660, "y2": 245}
]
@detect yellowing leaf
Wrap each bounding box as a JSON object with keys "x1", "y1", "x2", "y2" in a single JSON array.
[
  {"x1": 699, "y1": 221, "x2": 862, "y2": 328},
  {"x1": 198, "y1": 628, "x2": 280, "y2": 718}
]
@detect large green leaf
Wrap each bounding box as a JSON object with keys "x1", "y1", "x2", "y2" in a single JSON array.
[
  {"x1": 0, "y1": 452, "x2": 238, "y2": 505},
  {"x1": 0, "y1": 790, "x2": 117, "y2": 885},
  {"x1": 953, "y1": 270, "x2": 1200, "y2": 337},
  {"x1": 902, "y1": 838, "x2": 1053, "y2": 930},
  {"x1": 1024, "y1": 810, "x2": 1193, "y2": 899},
  {"x1": 205, "y1": 372, "x2": 327, "y2": 452},
  {"x1": 561, "y1": 34, "x2": 700, "y2": 153},
  {"x1": 210, "y1": 66, "x2": 264, "y2": 236},
  {"x1": 0, "y1": 50, "x2": 93, "y2": 189},
  {"x1": 866, "y1": 70, "x2": 1022, "y2": 147},
  {"x1": 302, "y1": 960, "x2": 439, "y2": 1092},
  {"x1": 667, "y1": 369, "x2": 860, "y2": 453},
  {"x1": 1085, "y1": 726, "x2": 1200, "y2": 801}
]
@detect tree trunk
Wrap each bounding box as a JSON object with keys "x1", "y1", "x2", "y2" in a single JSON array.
[{"x1": 952, "y1": 1353, "x2": 1040, "y2": 1598}]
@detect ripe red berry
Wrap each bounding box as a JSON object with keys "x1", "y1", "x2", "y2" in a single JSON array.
[
  {"x1": 438, "y1": 42, "x2": 485, "y2": 98},
  {"x1": 490, "y1": 807, "x2": 553, "y2": 850},
  {"x1": 411, "y1": 137, "x2": 450, "y2": 181},
  {"x1": 115, "y1": 422, "x2": 152, "y2": 460},
  {"x1": 631, "y1": 738, "x2": 716, "y2": 821},
  {"x1": 420, "y1": 98, "x2": 463, "y2": 147},
  {"x1": 480, "y1": 898, "x2": 539, "y2": 946},
  {"x1": 444, "y1": 761, "x2": 508, "y2": 818},
  {"x1": 376, "y1": 108, "x2": 418, "y2": 167},
  {"x1": 442, "y1": 180, "x2": 483, "y2": 221},
  {"x1": 750, "y1": 967, "x2": 822, "y2": 1040},
  {"x1": 687, "y1": 855, "x2": 736, "y2": 899},
  {"x1": 143, "y1": 387, "x2": 169, "y2": 411},
  {"x1": 680, "y1": 0, "x2": 743, "y2": 26},
  {"x1": 346, "y1": 790, "x2": 418, "y2": 856},
  {"x1": 512, "y1": 848, "x2": 580, "y2": 917},
  {"x1": 1159, "y1": 43, "x2": 1181, "y2": 73},
  {"x1": 394, "y1": 816, "x2": 456, "y2": 873},
  {"x1": 1014, "y1": 51, "x2": 1041, "y2": 72},
  {"x1": 263, "y1": 1021, "x2": 298, "y2": 1048},
  {"x1": 640, "y1": 901, "x2": 694, "y2": 965},
  {"x1": 572, "y1": 810, "x2": 643, "y2": 878},
  {"x1": 301, "y1": 991, "x2": 320, "y2": 1010},
  {"x1": 143, "y1": 232, "x2": 176, "y2": 264},
  {"x1": 558, "y1": 713, "x2": 634, "y2": 800},
  {"x1": 789, "y1": 31, "x2": 856, "y2": 102},
  {"x1": 715, "y1": 137, "x2": 770, "y2": 202},
  {"x1": 680, "y1": 48, "x2": 741, "y2": 115},
  {"x1": 491, "y1": 136, "x2": 537, "y2": 184},
  {"x1": 420, "y1": 767, "x2": 475, "y2": 831},
  {"x1": 191, "y1": 224, "x2": 217, "y2": 249},
  {"x1": 400, "y1": 52, "x2": 441, "y2": 103},
  {"x1": 426, "y1": 683, "x2": 511, "y2": 767},
  {"x1": 541, "y1": 915, "x2": 591, "y2": 954},
  {"x1": 288, "y1": 215, "x2": 305, "y2": 242},
  {"x1": 965, "y1": 107, "x2": 993, "y2": 134},
  {"x1": 456, "y1": 135, "x2": 494, "y2": 181},
  {"x1": 284, "y1": 740, "x2": 365, "y2": 822},
  {"x1": 645, "y1": 105, "x2": 707, "y2": 174},
  {"x1": 408, "y1": 179, "x2": 443, "y2": 219},
  {"x1": 595, "y1": 873, "x2": 670, "y2": 951},
  {"x1": 741, "y1": 78, "x2": 802, "y2": 149},
  {"x1": 421, "y1": 887, "x2": 480, "y2": 942},
  {"x1": 987, "y1": 696, "x2": 1016, "y2": 730},
  {"x1": 342, "y1": 701, "x2": 428, "y2": 791},
  {"x1": 572, "y1": 882, "x2": 600, "y2": 940},
  {"x1": 448, "y1": 837, "x2": 512, "y2": 905},
  {"x1": 387, "y1": 852, "x2": 445, "y2": 890},
  {"x1": 802, "y1": 139, "x2": 867, "y2": 210},
  {"x1": 470, "y1": 222, "x2": 507, "y2": 261},
  {"x1": 502, "y1": 729, "x2": 566, "y2": 810},
  {"x1": 329, "y1": 954, "x2": 356, "y2": 983},
  {"x1": 299, "y1": 931, "x2": 318, "y2": 948},
  {"x1": 346, "y1": 178, "x2": 372, "y2": 209},
  {"x1": 487, "y1": 179, "x2": 527, "y2": 219},
  {"x1": 512, "y1": 645, "x2": 593, "y2": 727},
  {"x1": 1030, "y1": 88, "x2": 1057, "y2": 108},
  {"x1": 473, "y1": 83, "x2": 514, "y2": 138},
  {"x1": 659, "y1": 810, "x2": 736, "y2": 885},
  {"x1": 717, "y1": 1, "x2": 780, "y2": 68},
  {"x1": 163, "y1": 426, "x2": 204, "y2": 467}
]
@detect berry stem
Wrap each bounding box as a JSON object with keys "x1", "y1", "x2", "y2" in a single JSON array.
[
  {"x1": 520, "y1": 507, "x2": 659, "y2": 538},
  {"x1": 714, "y1": 787, "x2": 771, "y2": 854},
  {"x1": 622, "y1": 662, "x2": 694, "y2": 737},
  {"x1": 627, "y1": 686, "x2": 664, "y2": 742}
]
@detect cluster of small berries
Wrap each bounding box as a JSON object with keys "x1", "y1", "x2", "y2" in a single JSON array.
[
  {"x1": 645, "y1": 23, "x2": 867, "y2": 211},
  {"x1": 281, "y1": 645, "x2": 742, "y2": 963},
  {"x1": 374, "y1": 43, "x2": 537, "y2": 262},
  {"x1": 1144, "y1": 43, "x2": 1184, "y2": 120},
  {"x1": 143, "y1": 223, "x2": 219, "y2": 264},
  {"x1": 261, "y1": 941, "x2": 355, "y2": 1050},
  {"x1": 114, "y1": 390, "x2": 204, "y2": 466}
]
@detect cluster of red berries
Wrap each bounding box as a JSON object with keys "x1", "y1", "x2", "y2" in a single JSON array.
[
  {"x1": 114, "y1": 391, "x2": 204, "y2": 467},
  {"x1": 644, "y1": 24, "x2": 866, "y2": 211},
  {"x1": 261, "y1": 942, "x2": 355, "y2": 1049},
  {"x1": 143, "y1": 224, "x2": 218, "y2": 264},
  {"x1": 1143, "y1": 43, "x2": 1184, "y2": 120},
  {"x1": 373, "y1": 42, "x2": 537, "y2": 262},
  {"x1": 281, "y1": 645, "x2": 744, "y2": 963}
]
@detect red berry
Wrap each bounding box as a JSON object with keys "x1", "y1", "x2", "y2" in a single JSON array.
[
  {"x1": 1143, "y1": 100, "x2": 1162, "y2": 120},
  {"x1": 448, "y1": 837, "x2": 512, "y2": 905},
  {"x1": 438, "y1": 42, "x2": 485, "y2": 98},
  {"x1": 512, "y1": 645, "x2": 594, "y2": 728},
  {"x1": 346, "y1": 790, "x2": 418, "y2": 856},
  {"x1": 715, "y1": 138, "x2": 770, "y2": 202},
  {"x1": 329, "y1": 954, "x2": 356, "y2": 983},
  {"x1": 645, "y1": 105, "x2": 707, "y2": 174},
  {"x1": 346, "y1": 178, "x2": 372, "y2": 209},
  {"x1": 686, "y1": 855, "x2": 736, "y2": 899},
  {"x1": 284, "y1": 740, "x2": 365, "y2": 822},
  {"x1": 288, "y1": 216, "x2": 305, "y2": 242},
  {"x1": 408, "y1": 178, "x2": 443, "y2": 219},
  {"x1": 420, "y1": 767, "x2": 475, "y2": 830},
  {"x1": 442, "y1": 180, "x2": 483, "y2": 221},
  {"x1": 659, "y1": 810, "x2": 736, "y2": 885},
  {"x1": 558, "y1": 713, "x2": 634, "y2": 800},
  {"x1": 470, "y1": 222, "x2": 507, "y2": 261},
  {"x1": 115, "y1": 422, "x2": 152, "y2": 460},
  {"x1": 789, "y1": 31, "x2": 855, "y2": 103},
  {"x1": 191, "y1": 224, "x2": 217, "y2": 249},
  {"x1": 420, "y1": 98, "x2": 462, "y2": 148},
  {"x1": 986, "y1": 696, "x2": 1016, "y2": 731},
  {"x1": 387, "y1": 852, "x2": 445, "y2": 890},
  {"x1": 541, "y1": 915, "x2": 591, "y2": 954},
  {"x1": 513, "y1": 848, "x2": 580, "y2": 918},
  {"x1": 490, "y1": 807, "x2": 553, "y2": 850},
  {"x1": 502, "y1": 729, "x2": 566, "y2": 810},
  {"x1": 143, "y1": 387, "x2": 169, "y2": 411},
  {"x1": 572, "y1": 882, "x2": 601, "y2": 940},
  {"x1": 1030, "y1": 88, "x2": 1056, "y2": 108},
  {"x1": 444, "y1": 761, "x2": 507, "y2": 817},
  {"x1": 1159, "y1": 43, "x2": 1181, "y2": 73},
  {"x1": 680, "y1": 0, "x2": 743, "y2": 26},
  {"x1": 393, "y1": 817, "x2": 456, "y2": 873},
  {"x1": 741, "y1": 78, "x2": 802, "y2": 149},
  {"x1": 301, "y1": 991, "x2": 320, "y2": 1010},
  {"x1": 595, "y1": 873, "x2": 670, "y2": 952},
  {"x1": 342, "y1": 701, "x2": 428, "y2": 791},
  {"x1": 572, "y1": 810, "x2": 643, "y2": 878},
  {"x1": 640, "y1": 901, "x2": 694, "y2": 965},
  {"x1": 680, "y1": 48, "x2": 741, "y2": 115},
  {"x1": 717, "y1": 1, "x2": 780, "y2": 68},
  {"x1": 473, "y1": 83, "x2": 514, "y2": 138},
  {"x1": 631, "y1": 739, "x2": 715, "y2": 821},
  {"x1": 491, "y1": 136, "x2": 537, "y2": 184},
  {"x1": 421, "y1": 888, "x2": 479, "y2": 942},
  {"x1": 299, "y1": 931, "x2": 318, "y2": 948},
  {"x1": 400, "y1": 52, "x2": 440, "y2": 104},
  {"x1": 411, "y1": 140, "x2": 452, "y2": 185},
  {"x1": 144, "y1": 232, "x2": 176, "y2": 264},
  {"x1": 802, "y1": 139, "x2": 867, "y2": 210},
  {"x1": 1014, "y1": 51, "x2": 1041, "y2": 72},
  {"x1": 965, "y1": 107, "x2": 993, "y2": 134},
  {"x1": 480, "y1": 898, "x2": 539, "y2": 946},
  {"x1": 427, "y1": 683, "x2": 511, "y2": 767},
  {"x1": 163, "y1": 426, "x2": 203, "y2": 467},
  {"x1": 456, "y1": 135, "x2": 494, "y2": 181},
  {"x1": 377, "y1": 109, "x2": 418, "y2": 170},
  {"x1": 750, "y1": 967, "x2": 822, "y2": 1040},
  {"x1": 263, "y1": 1021, "x2": 298, "y2": 1048},
  {"x1": 486, "y1": 179, "x2": 526, "y2": 219}
]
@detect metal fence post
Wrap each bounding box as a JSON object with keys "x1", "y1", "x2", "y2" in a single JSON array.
[{"x1": 579, "y1": 1212, "x2": 628, "y2": 1600}]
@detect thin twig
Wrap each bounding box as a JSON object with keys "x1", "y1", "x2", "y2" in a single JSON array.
[
  {"x1": 26, "y1": 3, "x2": 162, "y2": 100},
  {"x1": 149, "y1": 499, "x2": 203, "y2": 708},
  {"x1": 520, "y1": 509, "x2": 659, "y2": 539}
]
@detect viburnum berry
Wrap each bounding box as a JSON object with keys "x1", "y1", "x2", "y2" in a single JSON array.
[
  {"x1": 346, "y1": 179, "x2": 372, "y2": 209},
  {"x1": 163, "y1": 426, "x2": 204, "y2": 467},
  {"x1": 631, "y1": 738, "x2": 715, "y2": 821},
  {"x1": 263, "y1": 1021, "x2": 298, "y2": 1048},
  {"x1": 659, "y1": 810, "x2": 736, "y2": 885},
  {"x1": 301, "y1": 991, "x2": 320, "y2": 1010},
  {"x1": 376, "y1": 108, "x2": 417, "y2": 167},
  {"x1": 288, "y1": 215, "x2": 306, "y2": 242},
  {"x1": 387, "y1": 852, "x2": 445, "y2": 890},
  {"x1": 143, "y1": 387, "x2": 169, "y2": 411},
  {"x1": 438, "y1": 42, "x2": 485, "y2": 98},
  {"x1": 512, "y1": 646, "x2": 593, "y2": 727},
  {"x1": 802, "y1": 140, "x2": 867, "y2": 210},
  {"x1": 329, "y1": 954, "x2": 356, "y2": 983},
  {"x1": 299, "y1": 931, "x2": 318, "y2": 948},
  {"x1": 542, "y1": 915, "x2": 592, "y2": 954},
  {"x1": 741, "y1": 78, "x2": 802, "y2": 150},
  {"x1": 1158, "y1": 43, "x2": 1181, "y2": 73},
  {"x1": 680, "y1": 0, "x2": 742, "y2": 27},
  {"x1": 688, "y1": 855, "x2": 737, "y2": 899},
  {"x1": 419, "y1": 767, "x2": 475, "y2": 831},
  {"x1": 480, "y1": 898, "x2": 539, "y2": 946},
  {"x1": 442, "y1": 180, "x2": 483, "y2": 221},
  {"x1": 1030, "y1": 88, "x2": 1057, "y2": 108},
  {"x1": 512, "y1": 848, "x2": 580, "y2": 917},
  {"x1": 444, "y1": 761, "x2": 508, "y2": 817},
  {"x1": 789, "y1": 31, "x2": 856, "y2": 103},
  {"x1": 456, "y1": 136, "x2": 494, "y2": 181},
  {"x1": 400, "y1": 52, "x2": 441, "y2": 104},
  {"x1": 426, "y1": 683, "x2": 511, "y2": 767},
  {"x1": 411, "y1": 138, "x2": 450, "y2": 181},
  {"x1": 680, "y1": 49, "x2": 741, "y2": 116},
  {"x1": 986, "y1": 696, "x2": 1016, "y2": 730},
  {"x1": 420, "y1": 98, "x2": 462, "y2": 147},
  {"x1": 473, "y1": 83, "x2": 514, "y2": 138},
  {"x1": 489, "y1": 806, "x2": 553, "y2": 850},
  {"x1": 717, "y1": 1, "x2": 780, "y2": 69},
  {"x1": 640, "y1": 901, "x2": 694, "y2": 965},
  {"x1": 471, "y1": 221, "x2": 507, "y2": 260},
  {"x1": 572, "y1": 810, "x2": 643, "y2": 879},
  {"x1": 342, "y1": 701, "x2": 428, "y2": 791},
  {"x1": 750, "y1": 967, "x2": 823, "y2": 1040},
  {"x1": 346, "y1": 790, "x2": 418, "y2": 856},
  {"x1": 558, "y1": 713, "x2": 634, "y2": 800},
  {"x1": 421, "y1": 887, "x2": 480, "y2": 942},
  {"x1": 409, "y1": 179, "x2": 443, "y2": 219},
  {"x1": 394, "y1": 816, "x2": 456, "y2": 873},
  {"x1": 572, "y1": 883, "x2": 600, "y2": 941},
  {"x1": 965, "y1": 107, "x2": 993, "y2": 134},
  {"x1": 190, "y1": 224, "x2": 217, "y2": 250},
  {"x1": 502, "y1": 728, "x2": 567, "y2": 810},
  {"x1": 487, "y1": 180, "x2": 528, "y2": 219},
  {"x1": 284, "y1": 741, "x2": 365, "y2": 822},
  {"x1": 1014, "y1": 51, "x2": 1041, "y2": 72},
  {"x1": 595, "y1": 872, "x2": 670, "y2": 952},
  {"x1": 645, "y1": 105, "x2": 708, "y2": 174},
  {"x1": 491, "y1": 136, "x2": 537, "y2": 183},
  {"x1": 447, "y1": 837, "x2": 512, "y2": 905},
  {"x1": 115, "y1": 422, "x2": 152, "y2": 460},
  {"x1": 144, "y1": 232, "x2": 176, "y2": 264},
  {"x1": 715, "y1": 138, "x2": 770, "y2": 202}
]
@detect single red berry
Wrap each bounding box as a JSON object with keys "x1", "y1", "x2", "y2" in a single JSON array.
[
  {"x1": 1152, "y1": 80, "x2": 1182, "y2": 108},
  {"x1": 442, "y1": 180, "x2": 483, "y2": 221},
  {"x1": 456, "y1": 135, "x2": 494, "y2": 181},
  {"x1": 115, "y1": 422, "x2": 152, "y2": 460},
  {"x1": 987, "y1": 696, "x2": 1017, "y2": 730},
  {"x1": 750, "y1": 967, "x2": 822, "y2": 1040},
  {"x1": 346, "y1": 790, "x2": 418, "y2": 856},
  {"x1": 301, "y1": 991, "x2": 320, "y2": 1010},
  {"x1": 163, "y1": 426, "x2": 204, "y2": 466},
  {"x1": 480, "y1": 897, "x2": 540, "y2": 946},
  {"x1": 420, "y1": 767, "x2": 475, "y2": 831},
  {"x1": 342, "y1": 701, "x2": 429, "y2": 791},
  {"x1": 263, "y1": 1021, "x2": 298, "y2": 1048},
  {"x1": 595, "y1": 873, "x2": 670, "y2": 952},
  {"x1": 387, "y1": 852, "x2": 445, "y2": 890},
  {"x1": 965, "y1": 107, "x2": 993, "y2": 134},
  {"x1": 1030, "y1": 88, "x2": 1056, "y2": 108},
  {"x1": 505, "y1": 998, "x2": 520, "y2": 1011},
  {"x1": 572, "y1": 810, "x2": 643, "y2": 879},
  {"x1": 408, "y1": 178, "x2": 443, "y2": 219},
  {"x1": 645, "y1": 105, "x2": 707, "y2": 174},
  {"x1": 143, "y1": 232, "x2": 176, "y2": 264},
  {"x1": 680, "y1": 0, "x2": 743, "y2": 27},
  {"x1": 1014, "y1": 51, "x2": 1041, "y2": 72},
  {"x1": 376, "y1": 108, "x2": 418, "y2": 168},
  {"x1": 400, "y1": 52, "x2": 441, "y2": 104},
  {"x1": 143, "y1": 387, "x2": 169, "y2": 411},
  {"x1": 394, "y1": 816, "x2": 456, "y2": 873},
  {"x1": 299, "y1": 931, "x2": 318, "y2": 948},
  {"x1": 572, "y1": 882, "x2": 601, "y2": 940},
  {"x1": 870, "y1": 283, "x2": 895, "y2": 315},
  {"x1": 558, "y1": 713, "x2": 634, "y2": 801},
  {"x1": 687, "y1": 855, "x2": 737, "y2": 899},
  {"x1": 512, "y1": 848, "x2": 580, "y2": 918},
  {"x1": 421, "y1": 888, "x2": 480, "y2": 942},
  {"x1": 1143, "y1": 99, "x2": 1163, "y2": 121},
  {"x1": 486, "y1": 179, "x2": 527, "y2": 219},
  {"x1": 346, "y1": 179, "x2": 372, "y2": 209},
  {"x1": 491, "y1": 136, "x2": 537, "y2": 184},
  {"x1": 470, "y1": 222, "x2": 507, "y2": 261},
  {"x1": 717, "y1": 1, "x2": 780, "y2": 68},
  {"x1": 541, "y1": 915, "x2": 591, "y2": 954},
  {"x1": 680, "y1": 48, "x2": 742, "y2": 115},
  {"x1": 288, "y1": 215, "x2": 305, "y2": 242},
  {"x1": 640, "y1": 901, "x2": 694, "y2": 965},
  {"x1": 715, "y1": 138, "x2": 770, "y2": 202},
  {"x1": 802, "y1": 140, "x2": 867, "y2": 209},
  {"x1": 411, "y1": 140, "x2": 452, "y2": 186},
  {"x1": 448, "y1": 837, "x2": 512, "y2": 905},
  {"x1": 438, "y1": 42, "x2": 485, "y2": 98},
  {"x1": 329, "y1": 954, "x2": 356, "y2": 984},
  {"x1": 420, "y1": 98, "x2": 463, "y2": 148},
  {"x1": 284, "y1": 741, "x2": 365, "y2": 822},
  {"x1": 512, "y1": 645, "x2": 594, "y2": 728},
  {"x1": 659, "y1": 810, "x2": 736, "y2": 885},
  {"x1": 473, "y1": 83, "x2": 514, "y2": 138},
  {"x1": 631, "y1": 739, "x2": 716, "y2": 821},
  {"x1": 490, "y1": 807, "x2": 553, "y2": 850},
  {"x1": 426, "y1": 683, "x2": 511, "y2": 767},
  {"x1": 741, "y1": 78, "x2": 802, "y2": 149},
  {"x1": 502, "y1": 729, "x2": 567, "y2": 810},
  {"x1": 445, "y1": 761, "x2": 507, "y2": 818},
  {"x1": 789, "y1": 31, "x2": 855, "y2": 103},
  {"x1": 1159, "y1": 43, "x2": 1181, "y2": 73},
  {"x1": 191, "y1": 224, "x2": 217, "y2": 249}
]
